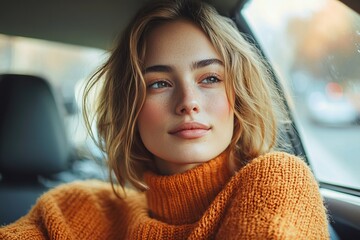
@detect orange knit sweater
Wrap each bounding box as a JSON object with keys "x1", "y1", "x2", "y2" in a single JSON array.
[{"x1": 0, "y1": 152, "x2": 329, "y2": 239}]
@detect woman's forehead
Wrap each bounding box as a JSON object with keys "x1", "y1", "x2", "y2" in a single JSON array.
[{"x1": 143, "y1": 19, "x2": 222, "y2": 68}]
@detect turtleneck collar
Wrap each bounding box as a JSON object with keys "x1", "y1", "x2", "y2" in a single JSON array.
[{"x1": 143, "y1": 151, "x2": 232, "y2": 225}]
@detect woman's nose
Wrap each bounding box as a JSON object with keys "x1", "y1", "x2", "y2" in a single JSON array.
[{"x1": 175, "y1": 85, "x2": 200, "y2": 115}]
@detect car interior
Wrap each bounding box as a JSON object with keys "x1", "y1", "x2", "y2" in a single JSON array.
[
  {"x1": 0, "y1": 74, "x2": 108, "y2": 223},
  {"x1": 0, "y1": 74, "x2": 71, "y2": 222},
  {"x1": 0, "y1": 0, "x2": 359, "y2": 239}
]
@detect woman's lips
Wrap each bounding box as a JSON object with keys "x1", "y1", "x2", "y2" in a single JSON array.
[{"x1": 169, "y1": 122, "x2": 210, "y2": 139}]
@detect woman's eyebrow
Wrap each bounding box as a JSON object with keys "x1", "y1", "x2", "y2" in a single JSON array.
[
  {"x1": 144, "y1": 65, "x2": 172, "y2": 74},
  {"x1": 143, "y1": 58, "x2": 223, "y2": 74},
  {"x1": 191, "y1": 58, "x2": 224, "y2": 70}
]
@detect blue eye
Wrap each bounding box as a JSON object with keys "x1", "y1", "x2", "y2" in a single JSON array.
[
  {"x1": 148, "y1": 81, "x2": 171, "y2": 89},
  {"x1": 201, "y1": 76, "x2": 220, "y2": 84}
]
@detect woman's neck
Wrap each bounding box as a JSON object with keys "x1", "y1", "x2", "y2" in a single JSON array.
[
  {"x1": 144, "y1": 151, "x2": 233, "y2": 225},
  {"x1": 154, "y1": 158, "x2": 201, "y2": 175},
  {"x1": 153, "y1": 150, "x2": 233, "y2": 175}
]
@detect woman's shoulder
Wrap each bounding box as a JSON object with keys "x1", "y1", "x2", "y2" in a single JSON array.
[
  {"x1": 30, "y1": 180, "x2": 143, "y2": 222},
  {"x1": 45, "y1": 179, "x2": 116, "y2": 197},
  {"x1": 249, "y1": 151, "x2": 305, "y2": 164},
  {"x1": 238, "y1": 151, "x2": 311, "y2": 177},
  {"x1": 40, "y1": 179, "x2": 141, "y2": 205},
  {"x1": 231, "y1": 151, "x2": 320, "y2": 194}
]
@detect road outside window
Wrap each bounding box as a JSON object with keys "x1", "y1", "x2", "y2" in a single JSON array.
[{"x1": 242, "y1": 0, "x2": 360, "y2": 190}]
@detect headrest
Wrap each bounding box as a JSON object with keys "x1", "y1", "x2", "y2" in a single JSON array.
[{"x1": 0, "y1": 74, "x2": 71, "y2": 176}]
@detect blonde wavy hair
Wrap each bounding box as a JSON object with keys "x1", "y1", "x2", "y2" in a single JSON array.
[{"x1": 83, "y1": 0, "x2": 289, "y2": 192}]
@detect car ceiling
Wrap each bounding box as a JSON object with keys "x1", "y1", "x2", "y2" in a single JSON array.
[
  {"x1": 0, "y1": 0, "x2": 358, "y2": 49},
  {"x1": 0, "y1": 0, "x2": 239, "y2": 50}
]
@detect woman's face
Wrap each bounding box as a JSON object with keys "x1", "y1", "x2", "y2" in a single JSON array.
[{"x1": 138, "y1": 19, "x2": 234, "y2": 175}]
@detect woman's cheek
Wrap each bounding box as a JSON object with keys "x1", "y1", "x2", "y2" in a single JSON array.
[
  {"x1": 208, "y1": 91, "x2": 233, "y2": 119},
  {"x1": 138, "y1": 99, "x2": 166, "y2": 133}
]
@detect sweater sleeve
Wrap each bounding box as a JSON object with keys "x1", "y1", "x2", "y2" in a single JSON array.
[
  {"x1": 216, "y1": 152, "x2": 329, "y2": 240},
  {"x1": 0, "y1": 183, "x2": 78, "y2": 240},
  {"x1": 0, "y1": 180, "x2": 131, "y2": 240},
  {"x1": 0, "y1": 206, "x2": 48, "y2": 240}
]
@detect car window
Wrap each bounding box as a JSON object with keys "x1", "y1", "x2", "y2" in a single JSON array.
[
  {"x1": 0, "y1": 34, "x2": 107, "y2": 156},
  {"x1": 241, "y1": 0, "x2": 360, "y2": 190}
]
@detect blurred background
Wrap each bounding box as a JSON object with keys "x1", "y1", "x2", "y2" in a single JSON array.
[
  {"x1": 0, "y1": 0, "x2": 359, "y2": 191},
  {"x1": 243, "y1": 0, "x2": 360, "y2": 190}
]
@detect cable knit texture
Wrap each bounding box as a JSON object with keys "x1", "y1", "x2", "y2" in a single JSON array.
[{"x1": 0, "y1": 152, "x2": 329, "y2": 239}]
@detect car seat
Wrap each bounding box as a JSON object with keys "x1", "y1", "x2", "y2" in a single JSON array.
[{"x1": 0, "y1": 74, "x2": 72, "y2": 225}]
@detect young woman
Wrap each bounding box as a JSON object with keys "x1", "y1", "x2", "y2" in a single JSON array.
[{"x1": 0, "y1": 0, "x2": 329, "y2": 239}]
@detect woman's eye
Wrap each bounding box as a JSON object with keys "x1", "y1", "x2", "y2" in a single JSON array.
[
  {"x1": 148, "y1": 81, "x2": 171, "y2": 89},
  {"x1": 201, "y1": 76, "x2": 220, "y2": 84}
]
